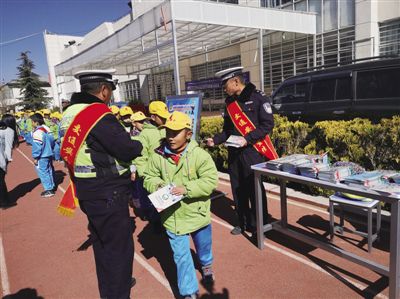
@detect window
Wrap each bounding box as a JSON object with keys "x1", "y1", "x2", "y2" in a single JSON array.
[
  {"x1": 380, "y1": 19, "x2": 400, "y2": 56},
  {"x1": 323, "y1": 0, "x2": 338, "y2": 31},
  {"x1": 357, "y1": 68, "x2": 400, "y2": 99},
  {"x1": 335, "y1": 77, "x2": 352, "y2": 100},
  {"x1": 340, "y1": 0, "x2": 355, "y2": 28},
  {"x1": 274, "y1": 82, "x2": 308, "y2": 104},
  {"x1": 311, "y1": 79, "x2": 335, "y2": 102}
]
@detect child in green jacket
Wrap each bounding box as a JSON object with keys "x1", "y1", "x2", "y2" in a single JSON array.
[{"x1": 144, "y1": 111, "x2": 218, "y2": 299}]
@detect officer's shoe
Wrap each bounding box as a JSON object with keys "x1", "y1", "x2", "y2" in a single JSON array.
[
  {"x1": 230, "y1": 226, "x2": 242, "y2": 235},
  {"x1": 41, "y1": 190, "x2": 55, "y2": 198}
]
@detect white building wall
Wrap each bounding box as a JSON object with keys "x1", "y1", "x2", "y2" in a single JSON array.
[
  {"x1": 44, "y1": 33, "x2": 83, "y2": 108},
  {"x1": 131, "y1": 0, "x2": 164, "y2": 20},
  {"x1": 355, "y1": 0, "x2": 400, "y2": 59}
]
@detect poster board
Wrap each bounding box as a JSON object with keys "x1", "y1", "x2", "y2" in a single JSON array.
[{"x1": 166, "y1": 94, "x2": 202, "y2": 141}]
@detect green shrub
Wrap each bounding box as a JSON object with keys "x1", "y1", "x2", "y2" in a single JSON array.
[{"x1": 199, "y1": 114, "x2": 400, "y2": 203}]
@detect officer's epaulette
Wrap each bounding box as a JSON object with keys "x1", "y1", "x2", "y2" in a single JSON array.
[{"x1": 255, "y1": 89, "x2": 266, "y2": 97}]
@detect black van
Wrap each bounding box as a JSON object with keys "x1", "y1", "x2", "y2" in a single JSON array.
[{"x1": 271, "y1": 57, "x2": 400, "y2": 120}]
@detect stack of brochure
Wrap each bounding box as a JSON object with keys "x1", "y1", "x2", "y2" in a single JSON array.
[
  {"x1": 265, "y1": 154, "x2": 309, "y2": 171},
  {"x1": 332, "y1": 161, "x2": 365, "y2": 175},
  {"x1": 298, "y1": 162, "x2": 330, "y2": 179},
  {"x1": 371, "y1": 183, "x2": 400, "y2": 199},
  {"x1": 281, "y1": 156, "x2": 313, "y2": 174},
  {"x1": 225, "y1": 135, "x2": 243, "y2": 148},
  {"x1": 380, "y1": 171, "x2": 400, "y2": 184},
  {"x1": 343, "y1": 171, "x2": 384, "y2": 188},
  {"x1": 318, "y1": 166, "x2": 352, "y2": 183}
]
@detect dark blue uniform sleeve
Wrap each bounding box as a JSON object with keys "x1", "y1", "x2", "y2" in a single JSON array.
[
  {"x1": 213, "y1": 106, "x2": 232, "y2": 145},
  {"x1": 244, "y1": 94, "x2": 274, "y2": 145},
  {"x1": 89, "y1": 114, "x2": 143, "y2": 162}
]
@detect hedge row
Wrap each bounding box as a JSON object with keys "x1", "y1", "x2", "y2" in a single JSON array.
[{"x1": 200, "y1": 115, "x2": 400, "y2": 172}]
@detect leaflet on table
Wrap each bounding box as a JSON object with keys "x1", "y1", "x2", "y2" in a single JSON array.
[
  {"x1": 148, "y1": 184, "x2": 184, "y2": 212},
  {"x1": 224, "y1": 135, "x2": 243, "y2": 148}
]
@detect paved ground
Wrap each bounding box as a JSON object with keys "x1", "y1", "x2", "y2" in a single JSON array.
[{"x1": 0, "y1": 143, "x2": 391, "y2": 298}]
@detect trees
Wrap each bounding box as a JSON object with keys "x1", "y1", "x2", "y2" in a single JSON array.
[{"x1": 17, "y1": 51, "x2": 48, "y2": 110}]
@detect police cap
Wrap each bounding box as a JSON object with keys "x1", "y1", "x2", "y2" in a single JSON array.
[
  {"x1": 215, "y1": 66, "x2": 244, "y2": 86},
  {"x1": 74, "y1": 69, "x2": 118, "y2": 90}
]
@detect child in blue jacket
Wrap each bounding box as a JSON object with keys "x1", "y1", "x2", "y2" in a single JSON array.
[{"x1": 31, "y1": 113, "x2": 56, "y2": 198}]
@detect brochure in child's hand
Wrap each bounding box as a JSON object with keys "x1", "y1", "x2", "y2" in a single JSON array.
[
  {"x1": 225, "y1": 135, "x2": 243, "y2": 148},
  {"x1": 148, "y1": 184, "x2": 184, "y2": 212}
]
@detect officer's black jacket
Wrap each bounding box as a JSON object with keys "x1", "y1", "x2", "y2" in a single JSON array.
[
  {"x1": 213, "y1": 83, "x2": 274, "y2": 147},
  {"x1": 67, "y1": 92, "x2": 143, "y2": 200}
]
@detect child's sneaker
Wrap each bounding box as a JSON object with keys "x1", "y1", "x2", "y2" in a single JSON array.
[
  {"x1": 183, "y1": 292, "x2": 198, "y2": 299},
  {"x1": 41, "y1": 190, "x2": 55, "y2": 198},
  {"x1": 201, "y1": 265, "x2": 215, "y2": 284}
]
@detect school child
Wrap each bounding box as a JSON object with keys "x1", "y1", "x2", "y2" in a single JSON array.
[
  {"x1": 31, "y1": 113, "x2": 56, "y2": 198},
  {"x1": 21, "y1": 111, "x2": 33, "y2": 145},
  {"x1": 50, "y1": 112, "x2": 61, "y2": 161},
  {"x1": 130, "y1": 111, "x2": 147, "y2": 137},
  {"x1": 119, "y1": 106, "x2": 134, "y2": 134},
  {"x1": 133, "y1": 101, "x2": 169, "y2": 229},
  {"x1": 143, "y1": 111, "x2": 218, "y2": 299}
]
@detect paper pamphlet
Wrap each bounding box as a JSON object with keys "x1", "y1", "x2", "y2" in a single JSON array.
[
  {"x1": 148, "y1": 184, "x2": 184, "y2": 212},
  {"x1": 225, "y1": 135, "x2": 243, "y2": 148}
]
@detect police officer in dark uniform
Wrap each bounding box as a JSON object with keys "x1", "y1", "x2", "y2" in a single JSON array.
[
  {"x1": 206, "y1": 67, "x2": 274, "y2": 236},
  {"x1": 62, "y1": 70, "x2": 143, "y2": 299}
]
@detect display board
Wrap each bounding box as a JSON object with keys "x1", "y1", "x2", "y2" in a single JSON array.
[{"x1": 166, "y1": 94, "x2": 202, "y2": 141}]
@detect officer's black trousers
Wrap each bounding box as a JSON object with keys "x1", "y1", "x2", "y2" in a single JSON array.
[
  {"x1": 79, "y1": 190, "x2": 134, "y2": 299},
  {"x1": 228, "y1": 147, "x2": 268, "y2": 230}
]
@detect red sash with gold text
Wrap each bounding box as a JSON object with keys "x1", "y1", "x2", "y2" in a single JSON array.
[
  {"x1": 226, "y1": 101, "x2": 278, "y2": 160},
  {"x1": 57, "y1": 103, "x2": 111, "y2": 216}
]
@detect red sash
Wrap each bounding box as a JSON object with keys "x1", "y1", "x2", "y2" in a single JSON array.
[
  {"x1": 57, "y1": 103, "x2": 112, "y2": 216},
  {"x1": 226, "y1": 101, "x2": 278, "y2": 160}
]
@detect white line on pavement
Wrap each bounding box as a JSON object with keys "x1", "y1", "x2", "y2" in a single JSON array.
[
  {"x1": 17, "y1": 148, "x2": 66, "y2": 193},
  {"x1": 210, "y1": 217, "x2": 388, "y2": 299},
  {"x1": 134, "y1": 254, "x2": 173, "y2": 294},
  {"x1": 0, "y1": 234, "x2": 10, "y2": 296}
]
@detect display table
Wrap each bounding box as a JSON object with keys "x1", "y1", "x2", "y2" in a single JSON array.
[{"x1": 251, "y1": 163, "x2": 400, "y2": 299}]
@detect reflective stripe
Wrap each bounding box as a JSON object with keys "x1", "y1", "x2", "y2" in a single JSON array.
[
  {"x1": 74, "y1": 164, "x2": 126, "y2": 174},
  {"x1": 74, "y1": 165, "x2": 96, "y2": 173}
]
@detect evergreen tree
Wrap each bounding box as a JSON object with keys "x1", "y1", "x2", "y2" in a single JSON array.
[{"x1": 17, "y1": 51, "x2": 49, "y2": 110}]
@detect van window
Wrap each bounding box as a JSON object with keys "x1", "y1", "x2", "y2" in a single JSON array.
[
  {"x1": 274, "y1": 82, "x2": 307, "y2": 104},
  {"x1": 335, "y1": 77, "x2": 352, "y2": 100},
  {"x1": 311, "y1": 79, "x2": 335, "y2": 102},
  {"x1": 357, "y1": 67, "x2": 400, "y2": 99}
]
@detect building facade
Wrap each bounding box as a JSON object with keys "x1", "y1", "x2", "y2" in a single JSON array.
[{"x1": 44, "y1": 0, "x2": 400, "y2": 110}]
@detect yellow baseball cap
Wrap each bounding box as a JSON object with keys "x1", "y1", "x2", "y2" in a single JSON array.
[
  {"x1": 131, "y1": 111, "x2": 147, "y2": 122},
  {"x1": 119, "y1": 106, "x2": 133, "y2": 117},
  {"x1": 163, "y1": 111, "x2": 192, "y2": 131},
  {"x1": 110, "y1": 105, "x2": 119, "y2": 115},
  {"x1": 149, "y1": 101, "x2": 170, "y2": 119},
  {"x1": 42, "y1": 109, "x2": 51, "y2": 115}
]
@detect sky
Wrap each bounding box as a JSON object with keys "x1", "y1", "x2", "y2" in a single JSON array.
[{"x1": 0, "y1": 0, "x2": 132, "y2": 84}]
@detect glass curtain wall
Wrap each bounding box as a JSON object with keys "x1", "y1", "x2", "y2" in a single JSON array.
[
  {"x1": 262, "y1": 0, "x2": 355, "y2": 92},
  {"x1": 190, "y1": 55, "x2": 241, "y2": 110}
]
